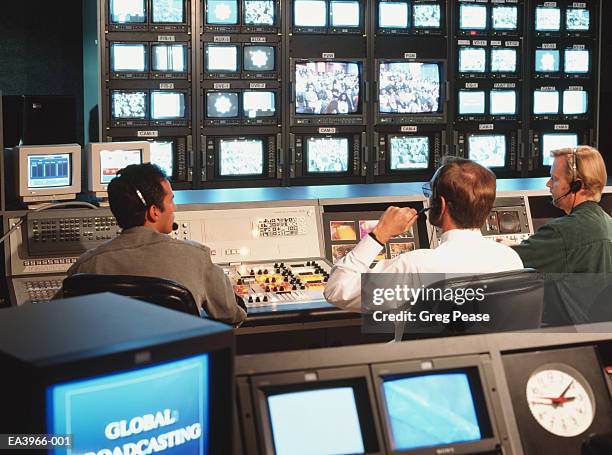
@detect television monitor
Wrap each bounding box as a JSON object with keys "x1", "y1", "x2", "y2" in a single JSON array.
[
  {"x1": 306, "y1": 136, "x2": 350, "y2": 173},
  {"x1": 152, "y1": 43, "x2": 187, "y2": 72},
  {"x1": 459, "y1": 4, "x2": 487, "y2": 30},
  {"x1": 490, "y1": 90, "x2": 517, "y2": 116},
  {"x1": 110, "y1": 43, "x2": 147, "y2": 73},
  {"x1": 294, "y1": 61, "x2": 361, "y2": 115},
  {"x1": 378, "y1": 1, "x2": 409, "y2": 29},
  {"x1": 541, "y1": 133, "x2": 578, "y2": 166},
  {"x1": 458, "y1": 47, "x2": 486, "y2": 73},
  {"x1": 243, "y1": 45, "x2": 275, "y2": 72},
  {"x1": 110, "y1": 0, "x2": 146, "y2": 24},
  {"x1": 151, "y1": 0, "x2": 184, "y2": 23},
  {"x1": 533, "y1": 90, "x2": 560, "y2": 115},
  {"x1": 218, "y1": 138, "x2": 264, "y2": 176},
  {"x1": 564, "y1": 49, "x2": 590, "y2": 74},
  {"x1": 330, "y1": 0, "x2": 360, "y2": 28},
  {"x1": 490, "y1": 48, "x2": 517, "y2": 73},
  {"x1": 87, "y1": 141, "x2": 151, "y2": 197},
  {"x1": 294, "y1": 0, "x2": 327, "y2": 27},
  {"x1": 535, "y1": 6, "x2": 561, "y2": 32},
  {"x1": 468, "y1": 134, "x2": 506, "y2": 168},
  {"x1": 15, "y1": 144, "x2": 82, "y2": 203},
  {"x1": 563, "y1": 89, "x2": 588, "y2": 115},
  {"x1": 458, "y1": 90, "x2": 486, "y2": 115},
  {"x1": 413, "y1": 3, "x2": 441, "y2": 28},
  {"x1": 244, "y1": 0, "x2": 275, "y2": 26},
  {"x1": 206, "y1": 0, "x2": 239, "y2": 24},
  {"x1": 205, "y1": 44, "x2": 239, "y2": 73},
  {"x1": 535, "y1": 49, "x2": 560, "y2": 72},
  {"x1": 566, "y1": 8, "x2": 590, "y2": 31},
  {"x1": 149, "y1": 140, "x2": 174, "y2": 177},
  {"x1": 111, "y1": 90, "x2": 147, "y2": 119},
  {"x1": 389, "y1": 135, "x2": 429, "y2": 170},
  {"x1": 243, "y1": 90, "x2": 276, "y2": 118},
  {"x1": 378, "y1": 62, "x2": 441, "y2": 114},
  {"x1": 491, "y1": 5, "x2": 518, "y2": 30},
  {"x1": 150, "y1": 91, "x2": 186, "y2": 120},
  {"x1": 206, "y1": 91, "x2": 240, "y2": 118}
]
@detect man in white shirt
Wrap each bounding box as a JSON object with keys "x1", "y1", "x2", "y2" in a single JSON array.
[{"x1": 324, "y1": 157, "x2": 524, "y2": 312}]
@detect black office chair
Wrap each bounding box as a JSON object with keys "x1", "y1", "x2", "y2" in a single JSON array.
[{"x1": 61, "y1": 274, "x2": 200, "y2": 316}]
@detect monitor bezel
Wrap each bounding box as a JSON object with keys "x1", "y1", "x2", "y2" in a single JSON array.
[
  {"x1": 150, "y1": 0, "x2": 187, "y2": 24},
  {"x1": 466, "y1": 132, "x2": 510, "y2": 169},
  {"x1": 303, "y1": 134, "x2": 355, "y2": 176},
  {"x1": 385, "y1": 133, "x2": 434, "y2": 174},
  {"x1": 214, "y1": 135, "x2": 269, "y2": 179}
]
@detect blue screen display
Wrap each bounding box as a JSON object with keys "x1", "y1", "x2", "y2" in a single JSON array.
[
  {"x1": 47, "y1": 354, "x2": 209, "y2": 455},
  {"x1": 383, "y1": 373, "x2": 482, "y2": 450},
  {"x1": 28, "y1": 154, "x2": 71, "y2": 188}
]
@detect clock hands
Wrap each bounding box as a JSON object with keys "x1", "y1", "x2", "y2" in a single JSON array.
[{"x1": 533, "y1": 380, "x2": 576, "y2": 406}]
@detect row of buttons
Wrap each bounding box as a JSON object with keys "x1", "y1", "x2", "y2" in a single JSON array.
[{"x1": 23, "y1": 258, "x2": 77, "y2": 266}]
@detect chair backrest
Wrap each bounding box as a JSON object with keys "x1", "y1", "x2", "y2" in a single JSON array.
[{"x1": 62, "y1": 274, "x2": 200, "y2": 316}]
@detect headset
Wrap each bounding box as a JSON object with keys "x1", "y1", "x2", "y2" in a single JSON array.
[
  {"x1": 553, "y1": 147, "x2": 582, "y2": 205},
  {"x1": 130, "y1": 182, "x2": 179, "y2": 231}
]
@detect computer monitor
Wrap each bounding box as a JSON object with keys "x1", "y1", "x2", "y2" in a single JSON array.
[
  {"x1": 490, "y1": 48, "x2": 517, "y2": 73},
  {"x1": 111, "y1": 90, "x2": 147, "y2": 119},
  {"x1": 151, "y1": 0, "x2": 185, "y2": 23},
  {"x1": 564, "y1": 49, "x2": 590, "y2": 74},
  {"x1": 151, "y1": 43, "x2": 187, "y2": 73},
  {"x1": 563, "y1": 89, "x2": 588, "y2": 115},
  {"x1": 535, "y1": 49, "x2": 560, "y2": 73},
  {"x1": 459, "y1": 4, "x2": 487, "y2": 30},
  {"x1": 566, "y1": 8, "x2": 590, "y2": 31},
  {"x1": 378, "y1": 61, "x2": 442, "y2": 114},
  {"x1": 378, "y1": 1, "x2": 409, "y2": 30},
  {"x1": 244, "y1": 0, "x2": 276, "y2": 26},
  {"x1": 306, "y1": 136, "x2": 350, "y2": 173},
  {"x1": 413, "y1": 3, "x2": 441, "y2": 28},
  {"x1": 15, "y1": 144, "x2": 82, "y2": 204},
  {"x1": 490, "y1": 90, "x2": 517, "y2": 116},
  {"x1": 110, "y1": 43, "x2": 147, "y2": 73},
  {"x1": 533, "y1": 89, "x2": 560, "y2": 115},
  {"x1": 243, "y1": 90, "x2": 276, "y2": 119},
  {"x1": 87, "y1": 141, "x2": 151, "y2": 197},
  {"x1": 109, "y1": 0, "x2": 146, "y2": 24},
  {"x1": 541, "y1": 133, "x2": 579, "y2": 166},
  {"x1": 217, "y1": 137, "x2": 265, "y2": 176},
  {"x1": 491, "y1": 5, "x2": 518, "y2": 30},
  {"x1": 206, "y1": 91, "x2": 240, "y2": 120},
  {"x1": 389, "y1": 135, "x2": 430, "y2": 170},
  {"x1": 458, "y1": 90, "x2": 486, "y2": 115},
  {"x1": 149, "y1": 140, "x2": 175, "y2": 177},
  {"x1": 205, "y1": 44, "x2": 240, "y2": 74},
  {"x1": 206, "y1": 0, "x2": 239, "y2": 24},
  {"x1": 294, "y1": 0, "x2": 327, "y2": 27},
  {"x1": 468, "y1": 134, "x2": 506, "y2": 168},
  {"x1": 458, "y1": 47, "x2": 487, "y2": 73},
  {"x1": 243, "y1": 45, "x2": 275, "y2": 73},
  {"x1": 535, "y1": 6, "x2": 561, "y2": 32},
  {"x1": 330, "y1": 0, "x2": 361, "y2": 28}
]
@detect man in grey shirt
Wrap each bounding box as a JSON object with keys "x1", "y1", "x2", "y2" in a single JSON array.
[{"x1": 64, "y1": 163, "x2": 246, "y2": 325}]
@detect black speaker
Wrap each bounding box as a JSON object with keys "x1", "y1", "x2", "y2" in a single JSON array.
[{"x1": 2, "y1": 95, "x2": 77, "y2": 147}]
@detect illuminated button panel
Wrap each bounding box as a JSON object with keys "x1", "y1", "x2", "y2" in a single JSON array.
[
  {"x1": 22, "y1": 279, "x2": 63, "y2": 304},
  {"x1": 257, "y1": 217, "x2": 307, "y2": 237}
]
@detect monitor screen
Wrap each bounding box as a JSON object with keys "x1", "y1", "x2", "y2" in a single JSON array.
[
  {"x1": 100, "y1": 148, "x2": 143, "y2": 184},
  {"x1": 535, "y1": 49, "x2": 560, "y2": 72},
  {"x1": 206, "y1": 92, "x2": 240, "y2": 118},
  {"x1": 330, "y1": 0, "x2": 360, "y2": 27},
  {"x1": 110, "y1": 43, "x2": 146, "y2": 72},
  {"x1": 533, "y1": 90, "x2": 560, "y2": 114},
  {"x1": 243, "y1": 45, "x2": 275, "y2": 72},
  {"x1": 110, "y1": 0, "x2": 146, "y2": 23},
  {"x1": 491, "y1": 48, "x2": 517, "y2": 72},
  {"x1": 491, "y1": 5, "x2": 518, "y2": 30},
  {"x1": 244, "y1": 0, "x2": 275, "y2": 25},
  {"x1": 566, "y1": 8, "x2": 590, "y2": 31},
  {"x1": 389, "y1": 136, "x2": 429, "y2": 170},
  {"x1": 458, "y1": 90, "x2": 485, "y2": 115},
  {"x1": 151, "y1": 91, "x2": 185, "y2": 119},
  {"x1": 490, "y1": 90, "x2": 517, "y2": 115},
  {"x1": 152, "y1": 44, "x2": 187, "y2": 72},
  {"x1": 295, "y1": 61, "x2": 361, "y2": 115},
  {"x1": 306, "y1": 137, "x2": 350, "y2": 173},
  {"x1": 468, "y1": 134, "x2": 506, "y2": 168},
  {"x1": 207, "y1": 0, "x2": 238, "y2": 24},
  {"x1": 378, "y1": 62, "x2": 441, "y2": 114},
  {"x1": 151, "y1": 0, "x2": 184, "y2": 23},
  {"x1": 541, "y1": 133, "x2": 578, "y2": 166},
  {"x1": 150, "y1": 140, "x2": 174, "y2": 177},
  {"x1": 563, "y1": 89, "x2": 588, "y2": 115},
  {"x1": 413, "y1": 3, "x2": 441, "y2": 28},
  {"x1": 294, "y1": 0, "x2": 327, "y2": 27},
  {"x1": 382, "y1": 373, "x2": 482, "y2": 450},
  {"x1": 267, "y1": 387, "x2": 365, "y2": 455},
  {"x1": 47, "y1": 354, "x2": 209, "y2": 455},
  {"x1": 219, "y1": 138, "x2": 264, "y2": 176},
  {"x1": 458, "y1": 47, "x2": 486, "y2": 73},
  {"x1": 378, "y1": 1, "x2": 409, "y2": 29},
  {"x1": 112, "y1": 91, "x2": 147, "y2": 119},
  {"x1": 27, "y1": 154, "x2": 71, "y2": 188},
  {"x1": 535, "y1": 6, "x2": 561, "y2": 31},
  {"x1": 243, "y1": 91, "x2": 276, "y2": 118},
  {"x1": 205, "y1": 44, "x2": 239, "y2": 72},
  {"x1": 564, "y1": 49, "x2": 589, "y2": 73},
  {"x1": 459, "y1": 4, "x2": 487, "y2": 30}
]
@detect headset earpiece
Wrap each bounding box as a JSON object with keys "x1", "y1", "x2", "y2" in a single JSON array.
[{"x1": 569, "y1": 147, "x2": 582, "y2": 194}]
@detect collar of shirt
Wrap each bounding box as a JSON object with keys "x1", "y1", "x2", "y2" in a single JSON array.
[{"x1": 439, "y1": 228, "x2": 483, "y2": 244}]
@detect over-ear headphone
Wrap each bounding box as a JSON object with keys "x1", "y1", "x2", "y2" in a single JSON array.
[{"x1": 569, "y1": 147, "x2": 582, "y2": 193}]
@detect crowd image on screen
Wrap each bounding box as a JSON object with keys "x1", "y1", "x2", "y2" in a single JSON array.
[
  {"x1": 307, "y1": 138, "x2": 349, "y2": 172},
  {"x1": 412, "y1": 4, "x2": 441, "y2": 28},
  {"x1": 491, "y1": 48, "x2": 517, "y2": 72},
  {"x1": 111, "y1": 0, "x2": 146, "y2": 23},
  {"x1": 491, "y1": 6, "x2": 517, "y2": 30},
  {"x1": 244, "y1": 0, "x2": 275, "y2": 25},
  {"x1": 295, "y1": 62, "x2": 360, "y2": 115},
  {"x1": 152, "y1": 0, "x2": 184, "y2": 22},
  {"x1": 389, "y1": 136, "x2": 429, "y2": 170},
  {"x1": 468, "y1": 135, "x2": 506, "y2": 168},
  {"x1": 566, "y1": 9, "x2": 589, "y2": 30},
  {"x1": 113, "y1": 92, "x2": 146, "y2": 118},
  {"x1": 219, "y1": 140, "x2": 264, "y2": 175},
  {"x1": 379, "y1": 62, "x2": 440, "y2": 114}
]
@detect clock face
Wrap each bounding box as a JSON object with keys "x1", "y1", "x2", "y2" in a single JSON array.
[{"x1": 525, "y1": 363, "x2": 595, "y2": 437}]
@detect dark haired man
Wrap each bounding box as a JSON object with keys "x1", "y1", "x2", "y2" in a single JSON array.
[
  {"x1": 324, "y1": 157, "x2": 523, "y2": 311},
  {"x1": 64, "y1": 163, "x2": 246, "y2": 325}
]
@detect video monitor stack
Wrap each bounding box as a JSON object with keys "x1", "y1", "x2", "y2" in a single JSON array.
[
  {"x1": 103, "y1": 0, "x2": 194, "y2": 189},
  {"x1": 201, "y1": 0, "x2": 282, "y2": 188},
  {"x1": 528, "y1": 0, "x2": 598, "y2": 174}
]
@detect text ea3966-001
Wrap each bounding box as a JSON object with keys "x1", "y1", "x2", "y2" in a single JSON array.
[{"x1": 0, "y1": 434, "x2": 73, "y2": 450}]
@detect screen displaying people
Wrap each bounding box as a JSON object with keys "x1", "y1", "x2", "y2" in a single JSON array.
[
  {"x1": 468, "y1": 134, "x2": 506, "y2": 168},
  {"x1": 306, "y1": 137, "x2": 349, "y2": 173},
  {"x1": 379, "y1": 62, "x2": 441, "y2": 114},
  {"x1": 389, "y1": 136, "x2": 429, "y2": 170},
  {"x1": 219, "y1": 139, "x2": 264, "y2": 175}
]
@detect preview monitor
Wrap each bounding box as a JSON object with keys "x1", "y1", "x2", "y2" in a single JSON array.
[
  {"x1": 535, "y1": 49, "x2": 560, "y2": 72},
  {"x1": 389, "y1": 135, "x2": 429, "y2": 170},
  {"x1": 294, "y1": 61, "x2": 361, "y2": 115},
  {"x1": 206, "y1": 0, "x2": 239, "y2": 24},
  {"x1": 458, "y1": 47, "x2": 486, "y2": 73},
  {"x1": 535, "y1": 6, "x2": 561, "y2": 32},
  {"x1": 243, "y1": 45, "x2": 275, "y2": 72},
  {"x1": 468, "y1": 134, "x2": 506, "y2": 168},
  {"x1": 459, "y1": 4, "x2": 487, "y2": 30},
  {"x1": 563, "y1": 89, "x2": 588, "y2": 115},
  {"x1": 378, "y1": 61, "x2": 442, "y2": 114},
  {"x1": 458, "y1": 90, "x2": 486, "y2": 115},
  {"x1": 306, "y1": 136, "x2": 350, "y2": 173},
  {"x1": 218, "y1": 138, "x2": 264, "y2": 176},
  {"x1": 541, "y1": 133, "x2": 578, "y2": 166},
  {"x1": 566, "y1": 8, "x2": 590, "y2": 31},
  {"x1": 533, "y1": 89, "x2": 560, "y2": 115},
  {"x1": 149, "y1": 140, "x2": 174, "y2": 177},
  {"x1": 110, "y1": 43, "x2": 147, "y2": 73},
  {"x1": 413, "y1": 3, "x2": 441, "y2": 28},
  {"x1": 151, "y1": 0, "x2": 184, "y2": 23},
  {"x1": 330, "y1": 0, "x2": 360, "y2": 28},
  {"x1": 294, "y1": 0, "x2": 327, "y2": 27},
  {"x1": 150, "y1": 91, "x2": 186, "y2": 120},
  {"x1": 491, "y1": 5, "x2": 518, "y2": 30},
  {"x1": 205, "y1": 44, "x2": 239, "y2": 73},
  {"x1": 16, "y1": 144, "x2": 82, "y2": 203},
  {"x1": 244, "y1": 0, "x2": 275, "y2": 25},
  {"x1": 243, "y1": 90, "x2": 276, "y2": 118},
  {"x1": 110, "y1": 0, "x2": 146, "y2": 24},
  {"x1": 378, "y1": 1, "x2": 409, "y2": 29},
  {"x1": 111, "y1": 90, "x2": 147, "y2": 119},
  {"x1": 206, "y1": 91, "x2": 240, "y2": 118},
  {"x1": 564, "y1": 49, "x2": 590, "y2": 73},
  {"x1": 490, "y1": 90, "x2": 517, "y2": 116},
  {"x1": 152, "y1": 44, "x2": 187, "y2": 72},
  {"x1": 490, "y1": 48, "x2": 517, "y2": 72}
]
